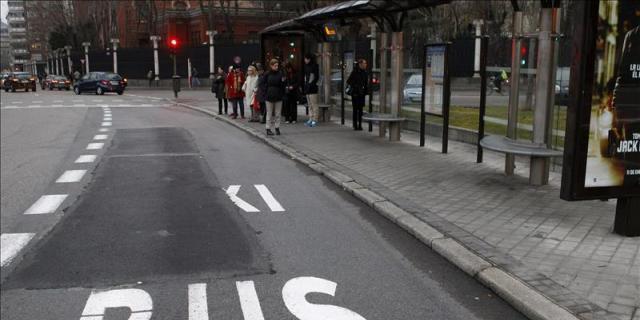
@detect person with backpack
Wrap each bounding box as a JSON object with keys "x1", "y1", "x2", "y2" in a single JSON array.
[
  {"x1": 259, "y1": 59, "x2": 286, "y2": 135},
  {"x1": 346, "y1": 58, "x2": 369, "y2": 131}
]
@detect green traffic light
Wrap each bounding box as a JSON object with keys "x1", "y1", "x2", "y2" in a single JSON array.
[{"x1": 521, "y1": 59, "x2": 526, "y2": 65}]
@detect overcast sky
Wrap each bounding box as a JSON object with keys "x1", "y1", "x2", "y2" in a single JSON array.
[{"x1": 1, "y1": 0, "x2": 7, "y2": 24}]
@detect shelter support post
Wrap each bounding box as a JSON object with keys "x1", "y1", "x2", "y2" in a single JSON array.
[
  {"x1": 614, "y1": 198, "x2": 640, "y2": 237},
  {"x1": 505, "y1": 11, "x2": 523, "y2": 175},
  {"x1": 530, "y1": 6, "x2": 558, "y2": 185},
  {"x1": 322, "y1": 42, "x2": 331, "y2": 105},
  {"x1": 378, "y1": 32, "x2": 389, "y2": 138},
  {"x1": 389, "y1": 31, "x2": 403, "y2": 141}
]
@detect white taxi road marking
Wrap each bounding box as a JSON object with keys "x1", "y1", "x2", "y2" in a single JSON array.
[
  {"x1": 23, "y1": 194, "x2": 68, "y2": 215},
  {"x1": 254, "y1": 185, "x2": 285, "y2": 212},
  {"x1": 225, "y1": 185, "x2": 259, "y2": 212},
  {"x1": 87, "y1": 143, "x2": 104, "y2": 150},
  {"x1": 75, "y1": 155, "x2": 97, "y2": 163},
  {"x1": 80, "y1": 289, "x2": 152, "y2": 320},
  {"x1": 56, "y1": 170, "x2": 87, "y2": 183},
  {"x1": 0, "y1": 233, "x2": 35, "y2": 267},
  {"x1": 188, "y1": 283, "x2": 209, "y2": 320},
  {"x1": 93, "y1": 134, "x2": 108, "y2": 140},
  {"x1": 236, "y1": 281, "x2": 266, "y2": 320}
]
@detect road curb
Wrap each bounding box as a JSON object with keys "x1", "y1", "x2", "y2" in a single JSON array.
[{"x1": 177, "y1": 102, "x2": 580, "y2": 320}]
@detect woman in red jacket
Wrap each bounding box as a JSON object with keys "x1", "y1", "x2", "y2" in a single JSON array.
[{"x1": 225, "y1": 65, "x2": 246, "y2": 119}]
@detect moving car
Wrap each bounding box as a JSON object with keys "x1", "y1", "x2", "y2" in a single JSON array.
[
  {"x1": 3, "y1": 72, "x2": 37, "y2": 92},
  {"x1": 73, "y1": 72, "x2": 126, "y2": 95},
  {"x1": 45, "y1": 75, "x2": 71, "y2": 91}
]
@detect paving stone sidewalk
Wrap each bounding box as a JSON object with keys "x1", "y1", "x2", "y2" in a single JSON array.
[{"x1": 137, "y1": 91, "x2": 640, "y2": 320}]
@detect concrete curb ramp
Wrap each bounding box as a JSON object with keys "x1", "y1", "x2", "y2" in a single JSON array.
[{"x1": 177, "y1": 102, "x2": 580, "y2": 320}]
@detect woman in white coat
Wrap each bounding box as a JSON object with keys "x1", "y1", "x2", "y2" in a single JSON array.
[{"x1": 242, "y1": 65, "x2": 260, "y2": 122}]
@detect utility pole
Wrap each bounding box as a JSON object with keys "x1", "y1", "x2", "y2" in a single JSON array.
[
  {"x1": 82, "y1": 42, "x2": 90, "y2": 74},
  {"x1": 110, "y1": 38, "x2": 119, "y2": 74},
  {"x1": 150, "y1": 36, "x2": 161, "y2": 83},
  {"x1": 206, "y1": 30, "x2": 217, "y2": 80}
]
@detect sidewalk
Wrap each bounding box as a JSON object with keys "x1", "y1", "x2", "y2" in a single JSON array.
[{"x1": 132, "y1": 90, "x2": 639, "y2": 320}]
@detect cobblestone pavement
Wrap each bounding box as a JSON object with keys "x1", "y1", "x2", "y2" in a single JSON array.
[{"x1": 134, "y1": 90, "x2": 640, "y2": 320}]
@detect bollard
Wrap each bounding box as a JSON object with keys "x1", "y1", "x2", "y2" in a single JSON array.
[{"x1": 172, "y1": 75, "x2": 181, "y2": 98}]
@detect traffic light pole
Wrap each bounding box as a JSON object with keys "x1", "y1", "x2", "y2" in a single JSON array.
[{"x1": 172, "y1": 54, "x2": 179, "y2": 98}]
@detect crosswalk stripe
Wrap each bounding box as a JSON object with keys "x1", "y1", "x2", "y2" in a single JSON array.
[
  {"x1": 24, "y1": 194, "x2": 68, "y2": 215},
  {"x1": 87, "y1": 143, "x2": 104, "y2": 150},
  {"x1": 0, "y1": 233, "x2": 35, "y2": 267},
  {"x1": 94, "y1": 134, "x2": 108, "y2": 140},
  {"x1": 188, "y1": 283, "x2": 209, "y2": 320},
  {"x1": 75, "y1": 155, "x2": 97, "y2": 163}
]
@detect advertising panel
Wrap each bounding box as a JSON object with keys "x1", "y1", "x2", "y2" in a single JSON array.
[{"x1": 561, "y1": 0, "x2": 640, "y2": 200}]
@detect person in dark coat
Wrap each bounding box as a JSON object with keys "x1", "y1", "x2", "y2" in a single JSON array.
[
  {"x1": 212, "y1": 66, "x2": 228, "y2": 114},
  {"x1": 283, "y1": 62, "x2": 299, "y2": 123},
  {"x1": 255, "y1": 62, "x2": 267, "y2": 123},
  {"x1": 259, "y1": 58, "x2": 286, "y2": 135},
  {"x1": 346, "y1": 58, "x2": 369, "y2": 130},
  {"x1": 303, "y1": 53, "x2": 320, "y2": 127}
]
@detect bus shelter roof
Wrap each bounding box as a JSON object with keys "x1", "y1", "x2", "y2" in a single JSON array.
[{"x1": 261, "y1": 0, "x2": 451, "y2": 34}]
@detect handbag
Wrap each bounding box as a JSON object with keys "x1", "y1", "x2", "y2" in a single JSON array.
[{"x1": 345, "y1": 85, "x2": 353, "y2": 96}]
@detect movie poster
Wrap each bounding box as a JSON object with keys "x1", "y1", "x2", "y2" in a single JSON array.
[{"x1": 583, "y1": 1, "x2": 639, "y2": 188}]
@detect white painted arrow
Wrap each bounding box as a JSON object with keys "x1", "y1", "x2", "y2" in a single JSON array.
[{"x1": 225, "y1": 185, "x2": 260, "y2": 212}]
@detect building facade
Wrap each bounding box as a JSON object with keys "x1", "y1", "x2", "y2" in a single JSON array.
[
  {"x1": 0, "y1": 22, "x2": 11, "y2": 71},
  {"x1": 7, "y1": 0, "x2": 29, "y2": 71}
]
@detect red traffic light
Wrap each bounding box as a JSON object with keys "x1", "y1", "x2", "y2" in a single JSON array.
[
  {"x1": 520, "y1": 46, "x2": 527, "y2": 57},
  {"x1": 169, "y1": 38, "x2": 178, "y2": 48}
]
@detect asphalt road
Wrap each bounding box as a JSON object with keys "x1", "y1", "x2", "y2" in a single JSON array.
[{"x1": 0, "y1": 89, "x2": 527, "y2": 319}]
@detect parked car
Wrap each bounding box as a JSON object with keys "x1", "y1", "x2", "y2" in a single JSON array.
[
  {"x1": 45, "y1": 75, "x2": 71, "y2": 91},
  {"x1": 403, "y1": 73, "x2": 423, "y2": 103},
  {"x1": 73, "y1": 72, "x2": 126, "y2": 95},
  {"x1": 3, "y1": 72, "x2": 37, "y2": 92},
  {"x1": 0, "y1": 72, "x2": 9, "y2": 87}
]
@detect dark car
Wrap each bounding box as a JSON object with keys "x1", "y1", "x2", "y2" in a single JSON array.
[
  {"x1": 3, "y1": 72, "x2": 37, "y2": 92},
  {"x1": 73, "y1": 72, "x2": 126, "y2": 95},
  {"x1": 46, "y1": 75, "x2": 71, "y2": 91}
]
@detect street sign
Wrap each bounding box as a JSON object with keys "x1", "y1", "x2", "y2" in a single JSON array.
[{"x1": 420, "y1": 43, "x2": 451, "y2": 153}]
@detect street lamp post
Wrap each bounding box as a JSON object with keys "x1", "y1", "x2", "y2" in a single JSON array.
[
  {"x1": 205, "y1": 30, "x2": 217, "y2": 79},
  {"x1": 110, "y1": 38, "x2": 120, "y2": 74},
  {"x1": 150, "y1": 35, "x2": 161, "y2": 83},
  {"x1": 472, "y1": 20, "x2": 484, "y2": 78},
  {"x1": 82, "y1": 42, "x2": 90, "y2": 74},
  {"x1": 64, "y1": 45, "x2": 72, "y2": 76}
]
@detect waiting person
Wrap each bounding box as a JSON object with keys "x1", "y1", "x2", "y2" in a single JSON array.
[
  {"x1": 212, "y1": 66, "x2": 228, "y2": 115},
  {"x1": 283, "y1": 62, "x2": 299, "y2": 123},
  {"x1": 346, "y1": 58, "x2": 369, "y2": 131},
  {"x1": 303, "y1": 53, "x2": 320, "y2": 127},
  {"x1": 192, "y1": 67, "x2": 200, "y2": 87},
  {"x1": 225, "y1": 65, "x2": 245, "y2": 119},
  {"x1": 147, "y1": 70, "x2": 154, "y2": 87},
  {"x1": 260, "y1": 58, "x2": 286, "y2": 135},
  {"x1": 242, "y1": 65, "x2": 260, "y2": 122},
  {"x1": 255, "y1": 63, "x2": 267, "y2": 124}
]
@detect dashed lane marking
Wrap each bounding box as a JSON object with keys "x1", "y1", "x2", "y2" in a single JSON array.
[
  {"x1": 23, "y1": 194, "x2": 68, "y2": 215},
  {"x1": 75, "y1": 155, "x2": 97, "y2": 163},
  {"x1": 87, "y1": 143, "x2": 104, "y2": 150},
  {"x1": 99, "y1": 128, "x2": 109, "y2": 132},
  {"x1": 101, "y1": 122, "x2": 112, "y2": 127},
  {"x1": 55, "y1": 170, "x2": 87, "y2": 183},
  {"x1": 93, "y1": 134, "x2": 108, "y2": 140},
  {"x1": 0, "y1": 233, "x2": 35, "y2": 267}
]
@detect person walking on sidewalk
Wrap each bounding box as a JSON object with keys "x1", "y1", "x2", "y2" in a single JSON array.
[
  {"x1": 303, "y1": 53, "x2": 320, "y2": 127},
  {"x1": 347, "y1": 58, "x2": 369, "y2": 131},
  {"x1": 283, "y1": 62, "x2": 299, "y2": 124},
  {"x1": 243, "y1": 65, "x2": 260, "y2": 122},
  {"x1": 260, "y1": 59, "x2": 286, "y2": 136},
  {"x1": 212, "y1": 66, "x2": 228, "y2": 115},
  {"x1": 226, "y1": 65, "x2": 245, "y2": 119}
]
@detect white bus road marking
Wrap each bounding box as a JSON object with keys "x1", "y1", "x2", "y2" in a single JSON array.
[
  {"x1": 254, "y1": 185, "x2": 285, "y2": 212},
  {"x1": 80, "y1": 289, "x2": 152, "y2": 320},
  {"x1": 225, "y1": 186, "x2": 259, "y2": 212},
  {"x1": 93, "y1": 134, "x2": 108, "y2": 140},
  {"x1": 56, "y1": 170, "x2": 87, "y2": 183},
  {"x1": 101, "y1": 122, "x2": 112, "y2": 127},
  {"x1": 188, "y1": 283, "x2": 209, "y2": 320},
  {"x1": 99, "y1": 128, "x2": 109, "y2": 132},
  {"x1": 75, "y1": 155, "x2": 97, "y2": 163},
  {"x1": 87, "y1": 143, "x2": 104, "y2": 150},
  {"x1": 283, "y1": 277, "x2": 367, "y2": 320},
  {"x1": 236, "y1": 281, "x2": 265, "y2": 320},
  {"x1": 24, "y1": 194, "x2": 68, "y2": 215},
  {"x1": 1, "y1": 233, "x2": 35, "y2": 267}
]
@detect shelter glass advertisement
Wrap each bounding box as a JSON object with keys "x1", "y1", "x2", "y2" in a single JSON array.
[
  {"x1": 584, "y1": 1, "x2": 639, "y2": 189},
  {"x1": 424, "y1": 45, "x2": 445, "y2": 115}
]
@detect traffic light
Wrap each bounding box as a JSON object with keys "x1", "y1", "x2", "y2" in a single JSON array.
[
  {"x1": 520, "y1": 45, "x2": 527, "y2": 66},
  {"x1": 168, "y1": 37, "x2": 179, "y2": 55}
]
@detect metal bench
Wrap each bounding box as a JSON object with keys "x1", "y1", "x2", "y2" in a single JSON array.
[
  {"x1": 480, "y1": 135, "x2": 563, "y2": 157},
  {"x1": 362, "y1": 112, "x2": 406, "y2": 141}
]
